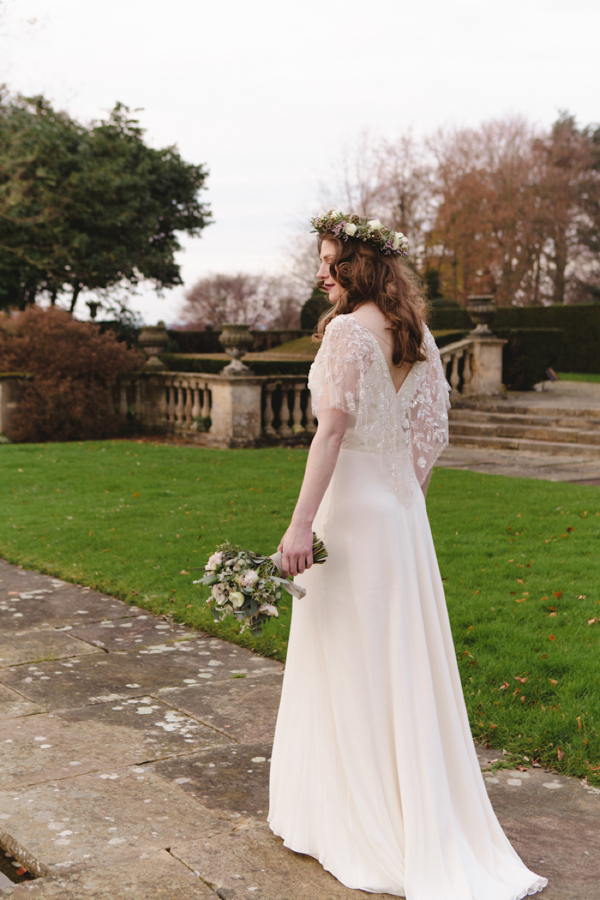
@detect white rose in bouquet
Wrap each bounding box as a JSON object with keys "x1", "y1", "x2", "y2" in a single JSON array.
[{"x1": 229, "y1": 591, "x2": 245, "y2": 608}]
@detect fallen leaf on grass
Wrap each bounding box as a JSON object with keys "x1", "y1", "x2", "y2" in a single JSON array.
[
  {"x1": 554, "y1": 591, "x2": 563, "y2": 599},
  {"x1": 499, "y1": 682, "x2": 509, "y2": 691},
  {"x1": 557, "y1": 746, "x2": 565, "y2": 761},
  {"x1": 577, "y1": 716, "x2": 583, "y2": 731},
  {"x1": 514, "y1": 676, "x2": 528, "y2": 684},
  {"x1": 548, "y1": 634, "x2": 556, "y2": 641},
  {"x1": 548, "y1": 678, "x2": 558, "y2": 686},
  {"x1": 588, "y1": 617, "x2": 598, "y2": 626}
]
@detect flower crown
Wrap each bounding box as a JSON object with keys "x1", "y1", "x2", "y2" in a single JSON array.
[{"x1": 310, "y1": 210, "x2": 409, "y2": 257}]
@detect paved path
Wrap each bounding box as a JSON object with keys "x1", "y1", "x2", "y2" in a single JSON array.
[{"x1": 0, "y1": 560, "x2": 599, "y2": 899}]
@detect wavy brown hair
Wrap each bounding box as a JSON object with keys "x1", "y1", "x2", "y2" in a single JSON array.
[{"x1": 316, "y1": 234, "x2": 429, "y2": 365}]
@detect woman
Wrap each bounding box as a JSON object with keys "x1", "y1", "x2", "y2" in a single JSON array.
[{"x1": 268, "y1": 211, "x2": 547, "y2": 900}]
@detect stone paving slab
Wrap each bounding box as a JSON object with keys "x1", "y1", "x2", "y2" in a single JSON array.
[
  {"x1": 483, "y1": 766, "x2": 600, "y2": 900},
  {"x1": 0, "y1": 768, "x2": 232, "y2": 876},
  {"x1": 0, "y1": 850, "x2": 215, "y2": 899},
  {"x1": 0, "y1": 630, "x2": 101, "y2": 669},
  {"x1": 153, "y1": 743, "x2": 272, "y2": 818},
  {"x1": 68, "y1": 614, "x2": 195, "y2": 652},
  {"x1": 159, "y1": 670, "x2": 283, "y2": 744},
  {"x1": 0, "y1": 569, "x2": 137, "y2": 633},
  {"x1": 0, "y1": 685, "x2": 44, "y2": 720},
  {"x1": 0, "y1": 698, "x2": 230, "y2": 789},
  {"x1": 0, "y1": 638, "x2": 281, "y2": 712},
  {"x1": 171, "y1": 820, "x2": 399, "y2": 900}
]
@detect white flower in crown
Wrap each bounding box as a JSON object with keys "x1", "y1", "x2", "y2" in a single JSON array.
[
  {"x1": 392, "y1": 232, "x2": 405, "y2": 250},
  {"x1": 344, "y1": 222, "x2": 357, "y2": 236},
  {"x1": 330, "y1": 209, "x2": 343, "y2": 218},
  {"x1": 367, "y1": 219, "x2": 382, "y2": 231}
]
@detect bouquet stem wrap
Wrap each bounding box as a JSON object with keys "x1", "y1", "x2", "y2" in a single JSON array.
[{"x1": 269, "y1": 552, "x2": 306, "y2": 599}]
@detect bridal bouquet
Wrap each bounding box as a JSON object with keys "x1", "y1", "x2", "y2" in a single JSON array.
[{"x1": 195, "y1": 534, "x2": 327, "y2": 634}]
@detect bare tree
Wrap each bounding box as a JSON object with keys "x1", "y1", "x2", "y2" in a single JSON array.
[{"x1": 179, "y1": 273, "x2": 302, "y2": 330}]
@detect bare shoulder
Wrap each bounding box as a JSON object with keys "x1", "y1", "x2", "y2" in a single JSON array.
[{"x1": 349, "y1": 303, "x2": 389, "y2": 333}]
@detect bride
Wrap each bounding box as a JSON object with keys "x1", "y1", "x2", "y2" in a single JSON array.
[{"x1": 268, "y1": 211, "x2": 547, "y2": 900}]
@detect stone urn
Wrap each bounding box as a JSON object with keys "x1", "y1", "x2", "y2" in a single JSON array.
[
  {"x1": 466, "y1": 295, "x2": 496, "y2": 335},
  {"x1": 138, "y1": 321, "x2": 169, "y2": 371},
  {"x1": 219, "y1": 323, "x2": 254, "y2": 375}
]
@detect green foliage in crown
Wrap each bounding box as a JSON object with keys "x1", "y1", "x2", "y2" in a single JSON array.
[{"x1": 310, "y1": 210, "x2": 409, "y2": 257}]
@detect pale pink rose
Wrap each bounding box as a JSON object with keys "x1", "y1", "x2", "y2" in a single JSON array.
[
  {"x1": 205, "y1": 551, "x2": 223, "y2": 571},
  {"x1": 240, "y1": 570, "x2": 259, "y2": 588}
]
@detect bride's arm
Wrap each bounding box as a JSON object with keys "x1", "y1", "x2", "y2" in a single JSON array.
[{"x1": 278, "y1": 407, "x2": 348, "y2": 577}]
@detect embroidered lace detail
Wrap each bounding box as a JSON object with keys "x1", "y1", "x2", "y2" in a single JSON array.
[{"x1": 308, "y1": 315, "x2": 451, "y2": 505}]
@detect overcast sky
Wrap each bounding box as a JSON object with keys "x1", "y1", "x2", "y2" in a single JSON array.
[{"x1": 1, "y1": 0, "x2": 597, "y2": 324}]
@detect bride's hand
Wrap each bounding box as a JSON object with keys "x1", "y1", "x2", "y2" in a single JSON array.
[{"x1": 278, "y1": 521, "x2": 313, "y2": 577}]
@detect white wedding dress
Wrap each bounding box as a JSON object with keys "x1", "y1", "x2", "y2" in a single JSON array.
[{"x1": 268, "y1": 315, "x2": 547, "y2": 900}]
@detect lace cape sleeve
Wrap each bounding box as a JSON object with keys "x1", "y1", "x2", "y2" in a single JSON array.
[
  {"x1": 309, "y1": 316, "x2": 375, "y2": 417},
  {"x1": 408, "y1": 326, "x2": 451, "y2": 487}
]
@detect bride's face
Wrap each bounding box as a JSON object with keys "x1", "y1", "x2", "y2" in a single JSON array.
[{"x1": 317, "y1": 239, "x2": 343, "y2": 304}]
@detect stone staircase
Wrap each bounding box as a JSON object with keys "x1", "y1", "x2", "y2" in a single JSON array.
[{"x1": 449, "y1": 399, "x2": 600, "y2": 457}]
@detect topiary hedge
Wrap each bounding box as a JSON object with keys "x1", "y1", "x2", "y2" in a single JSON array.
[
  {"x1": 498, "y1": 329, "x2": 564, "y2": 391},
  {"x1": 160, "y1": 355, "x2": 312, "y2": 377},
  {"x1": 430, "y1": 304, "x2": 600, "y2": 374}
]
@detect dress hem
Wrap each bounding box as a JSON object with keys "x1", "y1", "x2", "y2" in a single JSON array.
[{"x1": 268, "y1": 822, "x2": 548, "y2": 900}]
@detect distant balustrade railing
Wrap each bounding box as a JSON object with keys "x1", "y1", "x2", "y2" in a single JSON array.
[{"x1": 116, "y1": 333, "x2": 504, "y2": 448}]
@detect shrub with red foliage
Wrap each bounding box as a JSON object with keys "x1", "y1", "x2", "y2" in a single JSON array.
[{"x1": 0, "y1": 307, "x2": 143, "y2": 442}]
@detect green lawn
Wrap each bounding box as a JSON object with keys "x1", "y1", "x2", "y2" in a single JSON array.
[
  {"x1": 557, "y1": 372, "x2": 600, "y2": 383},
  {"x1": 1, "y1": 441, "x2": 599, "y2": 784}
]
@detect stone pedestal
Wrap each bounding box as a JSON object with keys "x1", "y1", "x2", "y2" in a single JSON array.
[
  {"x1": 209, "y1": 377, "x2": 264, "y2": 446},
  {"x1": 468, "y1": 337, "x2": 506, "y2": 395}
]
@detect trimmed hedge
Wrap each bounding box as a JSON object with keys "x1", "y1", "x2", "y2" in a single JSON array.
[
  {"x1": 430, "y1": 304, "x2": 600, "y2": 374},
  {"x1": 498, "y1": 329, "x2": 564, "y2": 391},
  {"x1": 160, "y1": 355, "x2": 312, "y2": 377},
  {"x1": 166, "y1": 329, "x2": 309, "y2": 355}
]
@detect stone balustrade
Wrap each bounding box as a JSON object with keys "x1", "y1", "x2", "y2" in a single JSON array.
[
  {"x1": 121, "y1": 372, "x2": 317, "y2": 447},
  {"x1": 0, "y1": 335, "x2": 506, "y2": 446}
]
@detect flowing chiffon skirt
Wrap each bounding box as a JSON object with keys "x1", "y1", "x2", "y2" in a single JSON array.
[{"x1": 268, "y1": 448, "x2": 547, "y2": 900}]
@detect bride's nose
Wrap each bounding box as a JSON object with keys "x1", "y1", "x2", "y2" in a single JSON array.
[{"x1": 317, "y1": 259, "x2": 328, "y2": 279}]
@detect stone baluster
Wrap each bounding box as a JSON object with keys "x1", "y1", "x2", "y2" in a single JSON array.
[
  {"x1": 184, "y1": 379, "x2": 194, "y2": 427},
  {"x1": 175, "y1": 379, "x2": 185, "y2": 425},
  {"x1": 291, "y1": 383, "x2": 304, "y2": 433},
  {"x1": 263, "y1": 383, "x2": 276, "y2": 437},
  {"x1": 462, "y1": 349, "x2": 473, "y2": 395},
  {"x1": 278, "y1": 384, "x2": 292, "y2": 437},
  {"x1": 201, "y1": 384, "x2": 211, "y2": 422},
  {"x1": 449, "y1": 352, "x2": 461, "y2": 397},
  {"x1": 190, "y1": 379, "x2": 201, "y2": 429}
]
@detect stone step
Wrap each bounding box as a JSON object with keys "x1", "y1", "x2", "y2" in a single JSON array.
[
  {"x1": 449, "y1": 408, "x2": 600, "y2": 431},
  {"x1": 453, "y1": 399, "x2": 600, "y2": 421},
  {"x1": 448, "y1": 432, "x2": 600, "y2": 457},
  {"x1": 450, "y1": 420, "x2": 600, "y2": 447}
]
